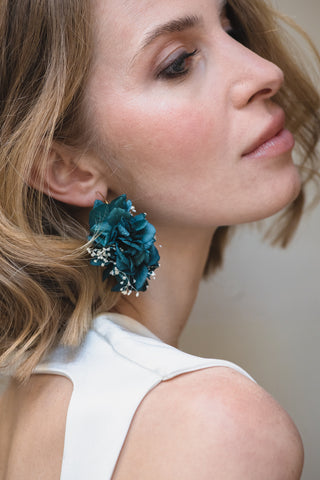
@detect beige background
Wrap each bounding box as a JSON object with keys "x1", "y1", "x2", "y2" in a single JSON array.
[
  {"x1": 180, "y1": 2, "x2": 320, "y2": 479},
  {"x1": 0, "y1": 1, "x2": 319, "y2": 479}
]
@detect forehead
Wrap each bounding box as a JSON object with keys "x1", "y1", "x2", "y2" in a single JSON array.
[
  {"x1": 93, "y1": 0, "x2": 225, "y2": 16},
  {"x1": 92, "y1": 0, "x2": 225, "y2": 43}
]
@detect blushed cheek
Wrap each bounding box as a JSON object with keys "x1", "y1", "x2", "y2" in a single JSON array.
[{"x1": 98, "y1": 98, "x2": 221, "y2": 174}]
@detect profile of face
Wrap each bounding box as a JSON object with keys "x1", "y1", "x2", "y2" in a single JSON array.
[{"x1": 79, "y1": 0, "x2": 301, "y2": 231}]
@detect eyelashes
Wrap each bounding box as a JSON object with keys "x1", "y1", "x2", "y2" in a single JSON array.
[{"x1": 156, "y1": 49, "x2": 199, "y2": 80}]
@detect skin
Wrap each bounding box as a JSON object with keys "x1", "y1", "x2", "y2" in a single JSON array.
[
  {"x1": 0, "y1": 0, "x2": 304, "y2": 478},
  {"x1": 77, "y1": 0, "x2": 300, "y2": 342}
]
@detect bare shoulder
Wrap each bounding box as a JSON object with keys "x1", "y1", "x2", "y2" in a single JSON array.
[
  {"x1": 114, "y1": 366, "x2": 303, "y2": 480},
  {"x1": 0, "y1": 374, "x2": 73, "y2": 480}
]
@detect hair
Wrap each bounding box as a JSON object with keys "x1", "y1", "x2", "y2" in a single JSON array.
[{"x1": 0, "y1": 0, "x2": 319, "y2": 381}]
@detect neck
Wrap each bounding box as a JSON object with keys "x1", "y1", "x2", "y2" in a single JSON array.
[{"x1": 114, "y1": 225, "x2": 214, "y2": 346}]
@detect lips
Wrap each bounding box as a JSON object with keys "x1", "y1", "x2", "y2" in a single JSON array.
[{"x1": 242, "y1": 110, "x2": 287, "y2": 157}]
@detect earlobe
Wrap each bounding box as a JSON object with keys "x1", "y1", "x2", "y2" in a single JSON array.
[{"x1": 31, "y1": 143, "x2": 108, "y2": 207}]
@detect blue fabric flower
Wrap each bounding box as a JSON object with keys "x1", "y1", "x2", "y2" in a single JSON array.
[{"x1": 87, "y1": 195, "x2": 160, "y2": 295}]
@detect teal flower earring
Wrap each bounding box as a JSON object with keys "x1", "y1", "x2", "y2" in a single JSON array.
[{"x1": 87, "y1": 195, "x2": 160, "y2": 296}]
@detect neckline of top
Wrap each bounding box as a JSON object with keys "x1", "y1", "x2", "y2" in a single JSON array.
[{"x1": 93, "y1": 312, "x2": 161, "y2": 342}]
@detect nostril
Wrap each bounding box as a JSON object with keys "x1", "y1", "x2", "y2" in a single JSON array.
[{"x1": 249, "y1": 87, "x2": 273, "y2": 103}]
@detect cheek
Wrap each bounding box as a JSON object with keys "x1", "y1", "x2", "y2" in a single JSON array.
[
  {"x1": 96, "y1": 94, "x2": 224, "y2": 175},
  {"x1": 90, "y1": 92, "x2": 233, "y2": 223},
  {"x1": 133, "y1": 106, "x2": 214, "y2": 164},
  {"x1": 99, "y1": 96, "x2": 233, "y2": 223}
]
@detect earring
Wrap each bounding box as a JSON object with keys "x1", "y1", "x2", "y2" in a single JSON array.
[{"x1": 87, "y1": 194, "x2": 160, "y2": 296}]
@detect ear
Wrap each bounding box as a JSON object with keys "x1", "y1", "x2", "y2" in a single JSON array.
[{"x1": 31, "y1": 143, "x2": 108, "y2": 207}]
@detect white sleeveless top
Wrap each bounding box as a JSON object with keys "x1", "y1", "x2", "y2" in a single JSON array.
[{"x1": 34, "y1": 312, "x2": 254, "y2": 479}]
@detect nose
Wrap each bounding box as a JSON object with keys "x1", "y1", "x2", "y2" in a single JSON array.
[{"x1": 225, "y1": 37, "x2": 284, "y2": 109}]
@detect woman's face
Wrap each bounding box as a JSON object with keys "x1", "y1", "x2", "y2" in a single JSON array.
[{"x1": 85, "y1": 0, "x2": 301, "y2": 230}]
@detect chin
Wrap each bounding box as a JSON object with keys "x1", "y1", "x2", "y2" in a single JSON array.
[
  {"x1": 250, "y1": 166, "x2": 302, "y2": 223},
  {"x1": 229, "y1": 163, "x2": 302, "y2": 226}
]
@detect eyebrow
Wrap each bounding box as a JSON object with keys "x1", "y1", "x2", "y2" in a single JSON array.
[
  {"x1": 140, "y1": 15, "x2": 203, "y2": 51},
  {"x1": 139, "y1": 0, "x2": 227, "y2": 51}
]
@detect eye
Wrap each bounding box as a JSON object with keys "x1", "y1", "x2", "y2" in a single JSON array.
[{"x1": 156, "y1": 49, "x2": 199, "y2": 80}]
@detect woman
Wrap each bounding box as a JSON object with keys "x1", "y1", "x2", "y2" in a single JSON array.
[{"x1": 0, "y1": 0, "x2": 319, "y2": 478}]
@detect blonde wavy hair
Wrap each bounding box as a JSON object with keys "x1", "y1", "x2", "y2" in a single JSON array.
[{"x1": 0, "y1": 0, "x2": 319, "y2": 381}]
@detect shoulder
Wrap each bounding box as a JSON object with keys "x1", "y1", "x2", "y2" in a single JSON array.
[
  {"x1": 114, "y1": 366, "x2": 303, "y2": 480},
  {"x1": 0, "y1": 374, "x2": 72, "y2": 480}
]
